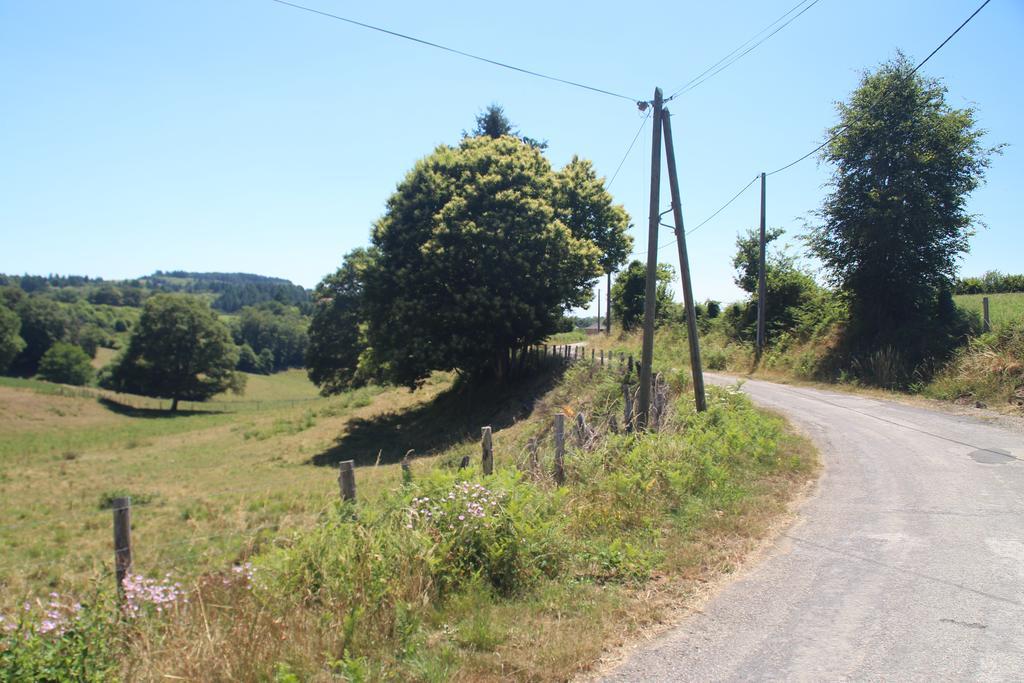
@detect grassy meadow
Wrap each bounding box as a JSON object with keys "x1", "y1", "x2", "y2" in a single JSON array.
[
  {"x1": 0, "y1": 371, "x2": 425, "y2": 607},
  {"x1": 953, "y1": 292, "x2": 1024, "y2": 326},
  {"x1": 1, "y1": 351, "x2": 817, "y2": 680}
]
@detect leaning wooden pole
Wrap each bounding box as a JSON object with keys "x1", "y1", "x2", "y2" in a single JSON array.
[
  {"x1": 756, "y1": 172, "x2": 767, "y2": 355},
  {"x1": 638, "y1": 87, "x2": 663, "y2": 429},
  {"x1": 661, "y1": 108, "x2": 707, "y2": 412}
]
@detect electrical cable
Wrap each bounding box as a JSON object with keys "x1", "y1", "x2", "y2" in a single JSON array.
[
  {"x1": 269, "y1": 0, "x2": 642, "y2": 104},
  {"x1": 607, "y1": 110, "x2": 652, "y2": 189},
  {"x1": 766, "y1": 0, "x2": 992, "y2": 176},
  {"x1": 666, "y1": 0, "x2": 824, "y2": 101}
]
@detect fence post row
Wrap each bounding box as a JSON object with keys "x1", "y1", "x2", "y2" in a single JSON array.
[
  {"x1": 623, "y1": 385, "x2": 634, "y2": 433},
  {"x1": 481, "y1": 426, "x2": 494, "y2": 475},
  {"x1": 338, "y1": 460, "x2": 356, "y2": 502},
  {"x1": 112, "y1": 497, "x2": 132, "y2": 597},
  {"x1": 553, "y1": 413, "x2": 566, "y2": 485},
  {"x1": 575, "y1": 412, "x2": 587, "y2": 446}
]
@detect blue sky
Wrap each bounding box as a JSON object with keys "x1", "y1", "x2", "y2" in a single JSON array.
[{"x1": 1, "y1": 0, "x2": 1020, "y2": 309}]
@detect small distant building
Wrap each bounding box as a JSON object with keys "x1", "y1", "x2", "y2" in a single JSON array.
[{"x1": 584, "y1": 321, "x2": 604, "y2": 336}]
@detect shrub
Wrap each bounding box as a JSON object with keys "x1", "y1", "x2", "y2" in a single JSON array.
[{"x1": 37, "y1": 342, "x2": 94, "y2": 386}]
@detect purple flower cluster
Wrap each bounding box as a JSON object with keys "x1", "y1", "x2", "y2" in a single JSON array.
[
  {"x1": 407, "y1": 481, "x2": 501, "y2": 532},
  {"x1": 1, "y1": 593, "x2": 81, "y2": 638},
  {"x1": 227, "y1": 561, "x2": 256, "y2": 586},
  {"x1": 122, "y1": 572, "x2": 185, "y2": 617}
]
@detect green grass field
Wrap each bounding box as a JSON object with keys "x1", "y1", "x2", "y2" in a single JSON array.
[
  {"x1": 954, "y1": 292, "x2": 1024, "y2": 326},
  {"x1": 0, "y1": 372, "x2": 429, "y2": 608}
]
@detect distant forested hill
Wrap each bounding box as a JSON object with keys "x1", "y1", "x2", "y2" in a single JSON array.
[{"x1": 0, "y1": 271, "x2": 311, "y2": 312}]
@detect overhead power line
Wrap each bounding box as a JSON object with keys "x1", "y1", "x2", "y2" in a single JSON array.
[
  {"x1": 766, "y1": 0, "x2": 992, "y2": 176},
  {"x1": 607, "y1": 110, "x2": 652, "y2": 189},
  {"x1": 666, "y1": 0, "x2": 824, "y2": 101},
  {"x1": 269, "y1": 0, "x2": 642, "y2": 104}
]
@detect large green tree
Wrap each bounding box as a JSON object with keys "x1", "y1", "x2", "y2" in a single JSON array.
[
  {"x1": 102, "y1": 294, "x2": 242, "y2": 410},
  {"x1": 11, "y1": 296, "x2": 69, "y2": 375},
  {"x1": 807, "y1": 54, "x2": 998, "y2": 365},
  {"x1": 313, "y1": 137, "x2": 601, "y2": 390},
  {"x1": 610, "y1": 260, "x2": 676, "y2": 331},
  {"x1": 0, "y1": 304, "x2": 25, "y2": 373}
]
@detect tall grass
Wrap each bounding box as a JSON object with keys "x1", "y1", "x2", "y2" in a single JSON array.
[{"x1": 925, "y1": 320, "x2": 1024, "y2": 408}]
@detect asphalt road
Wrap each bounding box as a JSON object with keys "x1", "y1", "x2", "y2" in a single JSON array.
[{"x1": 603, "y1": 376, "x2": 1024, "y2": 682}]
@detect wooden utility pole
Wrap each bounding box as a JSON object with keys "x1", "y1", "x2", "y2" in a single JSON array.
[
  {"x1": 597, "y1": 289, "x2": 602, "y2": 337},
  {"x1": 638, "y1": 87, "x2": 663, "y2": 429},
  {"x1": 757, "y1": 172, "x2": 767, "y2": 355},
  {"x1": 983, "y1": 296, "x2": 991, "y2": 332},
  {"x1": 661, "y1": 109, "x2": 707, "y2": 412}
]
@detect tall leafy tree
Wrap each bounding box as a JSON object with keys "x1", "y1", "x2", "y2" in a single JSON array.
[
  {"x1": 321, "y1": 136, "x2": 600, "y2": 389},
  {"x1": 11, "y1": 296, "x2": 69, "y2": 375},
  {"x1": 102, "y1": 294, "x2": 242, "y2": 410},
  {"x1": 807, "y1": 54, "x2": 998, "y2": 364},
  {"x1": 0, "y1": 304, "x2": 25, "y2": 373},
  {"x1": 610, "y1": 260, "x2": 675, "y2": 331}
]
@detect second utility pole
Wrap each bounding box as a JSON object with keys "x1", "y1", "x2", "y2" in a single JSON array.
[
  {"x1": 756, "y1": 171, "x2": 767, "y2": 355},
  {"x1": 662, "y1": 108, "x2": 707, "y2": 412},
  {"x1": 637, "y1": 87, "x2": 663, "y2": 429}
]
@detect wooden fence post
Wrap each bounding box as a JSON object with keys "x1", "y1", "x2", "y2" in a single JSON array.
[
  {"x1": 651, "y1": 373, "x2": 664, "y2": 431},
  {"x1": 527, "y1": 437, "x2": 540, "y2": 477},
  {"x1": 112, "y1": 497, "x2": 132, "y2": 596},
  {"x1": 600, "y1": 349, "x2": 604, "y2": 366},
  {"x1": 983, "y1": 296, "x2": 991, "y2": 332},
  {"x1": 591, "y1": 348, "x2": 595, "y2": 363},
  {"x1": 628, "y1": 355, "x2": 634, "y2": 374},
  {"x1": 458, "y1": 455, "x2": 470, "y2": 469},
  {"x1": 401, "y1": 450, "x2": 413, "y2": 484},
  {"x1": 481, "y1": 426, "x2": 493, "y2": 475},
  {"x1": 338, "y1": 460, "x2": 356, "y2": 502},
  {"x1": 553, "y1": 413, "x2": 566, "y2": 485},
  {"x1": 575, "y1": 412, "x2": 587, "y2": 447},
  {"x1": 624, "y1": 385, "x2": 634, "y2": 433}
]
